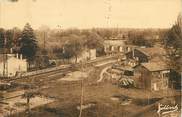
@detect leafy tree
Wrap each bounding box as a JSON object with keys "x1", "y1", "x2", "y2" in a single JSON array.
[
  {"x1": 12, "y1": 27, "x2": 22, "y2": 48},
  {"x1": 84, "y1": 32, "x2": 103, "y2": 49},
  {"x1": 62, "y1": 34, "x2": 83, "y2": 63},
  {"x1": 0, "y1": 28, "x2": 5, "y2": 49},
  {"x1": 19, "y1": 23, "x2": 38, "y2": 62},
  {"x1": 22, "y1": 90, "x2": 40, "y2": 114},
  {"x1": 164, "y1": 20, "x2": 182, "y2": 72},
  {"x1": 5, "y1": 30, "x2": 14, "y2": 49},
  {"x1": 163, "y1": 14, "x2": 182, "y2": 89},
  {"x1": 95, "y1": 28, "x2": 113, "y2": 39},
  {"x1": 0, "y1": 28, "x2": 21, "y2": 53},
  {"x1": 128, "y1": 31, "x2": 153, "y2": 47},
  {"x1": 84, "y1": 31, "x2": 105, "y2": 56},
  {"x1": 22, "y1": 83, "x2": 40, "y2": 115}
]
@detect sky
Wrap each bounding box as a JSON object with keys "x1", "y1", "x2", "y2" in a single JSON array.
[{"x1": 0, "y1": 0, "x2": 181, "y2": 29}]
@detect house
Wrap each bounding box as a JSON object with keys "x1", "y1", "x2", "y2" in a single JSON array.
[
  {"x1": 126, "y1": 47, "x2": 166, "y2": 64},
  {"x1": 50, "y1": 48, "x2": 97, "y2": 65},
  {"x1": 0, "y1": 54, "x2": 28, "y2": 78},
  {"x1": 104, "y1": 34, "x2": 127, "y2": 55},
  {"x1": 134, "y1": 62, "x2": 170, "y2": 91},
  {"x1": 70, "y1": 48, "x2": 96, "y2": 63}
]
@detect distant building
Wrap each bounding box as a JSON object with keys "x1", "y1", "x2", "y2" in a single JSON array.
[
  {"x1": 0, "y1": 54, "x2": 27, "y2": 77},
  {"x1": 134, "y1": 62, "x2": 170, "y2": 91},
  {"x1": 104, "y1": 34, "x2": 127, "y2": 55},
  {"x1": 124, "y1": 45, "x2": 138, "y2": 54},
  {"x1": 70, "y1": 49, "x2": 96, "y2": 63}
]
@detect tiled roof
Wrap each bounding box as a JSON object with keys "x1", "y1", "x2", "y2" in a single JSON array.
[{"x1": 141, "y1": 62, "x2": 169, "y2": 72}]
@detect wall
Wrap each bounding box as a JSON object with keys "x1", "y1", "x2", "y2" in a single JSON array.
[
  {"x1": 0, "y1": 55, "x2": 27, "y2": 77},
  {"x1": 70, "y1": 49, "x2": 96, "y2": 63},
  {"x1": 89, "y1": 49, "x2": 96, "y2": 60},
  {"x1": 134, "y1": 65, "x2": 170, "y2": 91},
  {"x1": 134, "y1": 65, "x2": 152, "y2": 89},
  {"x1": 150, "y1": 70, "x2": 169, "y2": 90},
  {"x1": 104, "y1": 39, "x2": 126, "y2": 54}
]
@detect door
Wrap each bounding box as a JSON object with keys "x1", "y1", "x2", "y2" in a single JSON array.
[{"x1": 153, "y1": 83, "x2": 159, "y2": 91}]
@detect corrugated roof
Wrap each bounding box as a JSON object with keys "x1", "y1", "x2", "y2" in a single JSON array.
[
  {"x1": 114, "y1": 66, "x2": 134, "y2": 71},
  {"x1": 136, "y1": 47, "x2": 166, "y2": 57},
  {"x1": 141, "y1": 62, "x2": 169, "y2": 72}
]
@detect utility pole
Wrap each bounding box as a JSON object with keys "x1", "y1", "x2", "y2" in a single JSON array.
[
  {"x1": 79, "y1": 61, "x2": 86, "y2": 117},
  {"x1": 79, "y1": 79, "x2": 84, "y2": 117},
  {"x1": 3, "y1": 33, "x2": 8, "y2": 78}
]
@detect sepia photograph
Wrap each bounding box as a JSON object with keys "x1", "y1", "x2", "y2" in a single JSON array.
[{"x1": 0, "y1": 0, "x2": 181, "y2": 117}]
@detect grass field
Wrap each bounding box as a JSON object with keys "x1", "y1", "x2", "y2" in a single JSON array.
[{"x1": 11, "y1": 64, "x2": 181, "y2": 117}]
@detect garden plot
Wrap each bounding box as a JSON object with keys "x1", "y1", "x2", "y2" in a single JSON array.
[{"x1": 0, "y1": 95, "x2": 55, "y2": 117}]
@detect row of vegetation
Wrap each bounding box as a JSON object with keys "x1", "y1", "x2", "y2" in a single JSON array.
[{"x1": 0, "y1": 15, "x2": 181, "y2": 72}]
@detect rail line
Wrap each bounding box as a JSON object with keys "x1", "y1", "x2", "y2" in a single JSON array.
[{"x1": 1, "y1": 55, "x2": 118, "y2": 84}]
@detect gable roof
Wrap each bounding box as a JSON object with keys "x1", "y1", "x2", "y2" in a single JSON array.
[
  {"x1": 136, "y1": 47, "x2": 166, "y2": 57},
  {"x1": 141, "y1": 62, "x2": 169, "y2": 72}
]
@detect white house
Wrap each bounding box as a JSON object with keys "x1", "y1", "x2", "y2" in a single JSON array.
[
  {"x1": 70, "y1": 49, "x2": 96, "y2": 63},
  {"x1": 0, "y1": 54, "x2": 28, "y2": 78}
]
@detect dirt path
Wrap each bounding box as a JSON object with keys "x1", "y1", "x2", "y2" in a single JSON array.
[{"x1": 97, "y1": 66, "x2": 112, "y2": 82}]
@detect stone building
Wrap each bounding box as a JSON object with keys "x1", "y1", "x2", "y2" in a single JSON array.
[{"x1": 104, "y1": 34, "x2": 127, "y2": 55}]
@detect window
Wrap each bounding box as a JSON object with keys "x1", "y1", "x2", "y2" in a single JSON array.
[
  {"x1": 152, "y1": 72, "x2": 161, "y2": 78},
  {"x1": 162, "y1": 70, "x2": 170, "y2": 78},
  {"x1": 163, "y1": 73, "x2": 169, "y2": 78},
  {"x1": 135, "y1": 57, "x2": 139, "y2": 61}
]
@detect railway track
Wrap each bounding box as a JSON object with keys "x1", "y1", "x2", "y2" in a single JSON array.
[
  {"x1": 1, "y1": 55, "x2": 118, "y2": 86},
  {"x1": 6, "y1": 66, "x2": 73, "y2": 82}
]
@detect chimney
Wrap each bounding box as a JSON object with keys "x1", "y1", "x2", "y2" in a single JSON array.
[
  {"x1": 132, "y1": 49, "x2": 134, "y2": 58},
  {"x1": 10, "y1": 48, "x2": 13, "y2": 54},
  {"x1": 16, "y1": 53, "x2": 19, "y2": 59},
  {"x1": 20, "y1": 54, "x2": 22, "y2": 60}
]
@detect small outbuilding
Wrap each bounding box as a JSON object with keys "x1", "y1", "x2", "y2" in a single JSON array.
[{"x1": 134, "y1": 62, "x2": 170, "y2": 91}]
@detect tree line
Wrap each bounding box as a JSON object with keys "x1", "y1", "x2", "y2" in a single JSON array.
[
  {"x1": 0, "y1": 19, "x2": 181, "y2": 72},
  {"x1": 0, "y1": 23, "x2": 38, "y2": 63}
]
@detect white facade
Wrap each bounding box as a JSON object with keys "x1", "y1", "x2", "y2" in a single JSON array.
[
  {"x1": 104, "y1": 39, "x2": 126, "y2": 54},
  {"x1": 89, "y1": 49, "x2": 96, "y2": 60},
  {"x1": 70, "y1": 49, "x2": 96, "y2": 63},
  {"x1": 0, "y1": 54, "x2": 27, "y2": 77}
]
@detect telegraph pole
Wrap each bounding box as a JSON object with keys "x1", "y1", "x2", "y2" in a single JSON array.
[
  {"x1": 3, "y1": 33, "x2": 8, "y2": 78},
  {"x1": 79, "y1": 79, "x2": 84, "y2": 117},
  {"x1": 79, "y1": 61, "x2": 86, "y2": 117}
]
